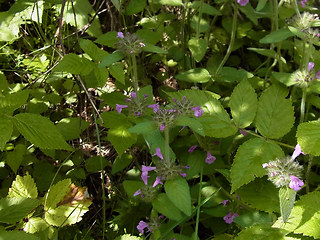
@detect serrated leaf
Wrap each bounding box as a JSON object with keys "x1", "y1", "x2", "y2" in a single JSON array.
[
  {"x1": 142, "y1": 43, "x2": 167, "y2": 54},
  {"x1": 255, "y1": 85, "x2": 295, "y2": 139},
  {"x1": 234, "y1": 224, "x2": 287, "y2": 240},
  {"x1": 230, "y1": 80, "x2": 257, "y2": 128},
  {"x1": 8, "y1": 173, "x2": 38, "y2": 199},
  {"x1": 0, "y1": 229, "x2": 40, "y2": 240},
  {"x1": 0, "y1": 90, "x2": 29, "y2": 114},
  {"x1": 188, "y1": 38, "x2": 207, "y2": 62},
  {"x1": 297, "y1": 121, "x2": 320, "y2": 156},
  {"x1": 279, "y1": 187, "x2": 296, "y2": 223},
  {"x1": 124, "y1": 0, "x2": 146, "y2": 15},
  {"x1": 109, "y1": 63, "x2": 125, "y2": 85},
  {"x1": 231, "y1": 138, "x2": 284, "y2": 193},
  {"x1": 0, "y1": 115, "x2": 13, "y2": 151},
  {"x1": 152, "y1": 193, "x2": 184, "y2": 221},
  {"x1": 6, "y1": 144, "x2": 25, "y2": 173},
  {"x1": 108, "y1": 126, "x2": 137, "y2": 156},
  {"x1": 79, "y1": 39, "x2": 109, "y2": 62},
  {"x1": 175, "y1": 116, "x2": 205, "y2": 136},
  {"x1": 0, "y1": 197, "x2": 41, "y2": 224},
  {"x1": 95, "y1": 31, "x2": 118, "y2": 47},
  {"x1": 175, "y1": 68, "x2": 210, "y2": 83},
  {"x1": 44, "y1": 179, "x2": 71, "y2": 210},
  {"x1": 23, "y1": 217, "x2": 50, "y2": 234},
  {"x1": 12, "y1": 113, "x2": 72, "y2": 151},
  {"x1": 56, "y1": 117, "x2": 90, "y2": 140},
  {"x1": 259, "y1": 28, "x2": 294, "y2": 43},
  {"x1": 99, "y1": 50, "x2": 125, "y2": 68},
  {"x1": 54, "y1": 53, "x2": 93, "y2": 75},
  {"x1": 165, "y1": 177, "x2": 191, "y2": 216},
  {"x1": 271, "y1": 72, "x2": 297, "y2": 87}
]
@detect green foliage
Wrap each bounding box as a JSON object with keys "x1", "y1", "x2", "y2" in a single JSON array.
[
  {"x1": 175, "y1": 68, "x2": 211, "y2": 83},
  {"x1": 8, "y1": 173, "x2": 38, "y2": 198},
  {"x1": 279, "y1": 187, "x2": 296, "y2": 223},
  {"x1": 44, "y1": 179, "x2": 72, "y2": 210},
  {"x1": 234, "y1": 224, "x2": 287, "y2": 240},
  {"x1": 188, "y1": 38, "x2": 207, "y2": 62},
  {"x1": 152, "y1": 193, "x2": 184, "y2": 221},
  {"x1": 297, "y1": 121, "x2": 320, "y2": 156}
]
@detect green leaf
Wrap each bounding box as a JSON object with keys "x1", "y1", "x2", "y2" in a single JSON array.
[
  {"x1": 108, "y1": 126, "x2": 137, "y2": 156},
  {"x1": 101, "y1": 111, "x2": 132, "y2": 128},
  {"x1": 23, "y1": 217, "x2": 50, "y2": 234},
  {"x1": 230, "y1": 80, "x2": 258, "y2": 128},
  {"x1": 56, "y1": 117, "x2": 90, "y2": 140},
  {"x1": 279, "y1": 187, "x2": 296, "y2": 223},
  {"x1": 95, "y1": 31, "x2": 118, "y2": 47},
  {"x1": 164, "y1": 177, "x2": 192, "y2": 216},
  {"x1": 217, "y1": 67, "x2": 254, "y2": 83},
  {"x1": 0, "y1": 229, "x2": 40, "y2": 240},
  {"x1": 128, "y1": 121, "x2": 157, "y2": 134},
  {"x1": 0, "y1": 197, "x2": 41, "y2": 224},
  {"x1": 175, "y1": 116, "x2": 205, "y2": 136},
  {"x1": 112, "y1": 154, "x2": 133, "y2": 174},
  {"x1": 12, "y1": 113, "x2": 72, "y2": 151},
  {"x1": 85, "y1": 156, "x2": 109, "y2": 173},
  {"x1": 188, "y1": 1, "x2": 221, "y2": 15},
  {"x1": 124, "y1": 0, "x2": 146, "y2": 15},
  {"x1": 8, "y1": 173, "x2": 38, "y2": 199},
  {"x1": 0, "y1": 90, "x2": 29, "y2": 115},
  {"x1": 79, "y1": 39, "x2": 109, "y2": 62},
  {"x1": 123, "y1": 180, "x2": 144, "y2": 198},
  {"x1": 6, "y1": 144, "x2": 25, "y2": 173},
  {"x1": 231, "y1": 138, "x2": 284, "y2": 193},
  {"x1": 54, "y1": 53, "x2": 94, "y2": 75},
  {"x1": 152, "y1": 193, "x2": 184, "y2": 221},
  {"x1": 109, "y1": 63, "x2": 125, "y2": 86},
  {"x1": 256, "y1": 0, "x2": 268, "y2": 11},
  {"x1": 0, "y1": 71, "x2": 8, "y2": 92},
  {"x1": 0, "y1": 115, "x2": 13, "y2": 151},
  {"x1": 259, "y1": 28, "x2": 294, "y2": 44},
  {"x1": 271, "y1": 72, "x2": 297, "y2": 87},
  {"x1": 115, "y1": 234, "x2": 143, "y2": 240},
  {"x1": 234, "y1": 224, "x2": 287, "y2": 240},
  {"x1": 248, "y1": 48, "x2": 286, "y2": 63},
  {"x1": 297, "y1": 120, "x2": 320, "y2": 156},
  {"x1": 234, "y1": 211, "x2": 274, "y2": 228},
  {"x1": 152, "y1": 0, "x2": 183, "y2": 6},
  {"x1": 99, "y1": 50, "x2": 125, "y2": 68},
  {"x1": 142, "y1": 43, "x2": 168, "y2": 54},
  {"x1": 110, "y1": 0, "x2": 121, "y2": 11},
  {"x1": 188, "y1": 38, "x2": 207, "y2": 62},
  {"x1": 288, "y1": 26, "x2": 305, "y2": 39},
  {"x1": 44, "y1": 179, "x2": 71, "y2": 210},
  {"x1": 175, "y1": 68, "x2": 210, "y2": 83},
  {"x1": 255, "y1": 85, "x2": 295, "y2": 139}
]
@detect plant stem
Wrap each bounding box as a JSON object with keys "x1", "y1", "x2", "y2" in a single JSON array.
[
  {"x1": 164, "y1": 127, "x2": 170, "y2": 163},
  {"x1": 93, "y1": 111, "x2": 106, "y2": 240},
  {"x1": 300, "y1": 88, "x2": 307, "y2": 123},
  {"x1": 130, "y1": 54, "x2": 139, "y2": 96},
  {"x1": 305, "y1": 155, "x2": 313, "y2": 193},
  {"x1": 194, "y1": 167, "x2": 203, "y2": 240},
  {"x1": 292, "y1": 0, "x2": 301, "y2": 18}
]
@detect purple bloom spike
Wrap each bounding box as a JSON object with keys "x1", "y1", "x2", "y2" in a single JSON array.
[
  {"x1": 117, "y1": 32, "x2": 124, "y2": 39},
  {"x1": 206, "y1": 151, "x2": 216, "y2": 164},
  {"x1": 292, "y1": 144, "x2": 306, "y2": 160},
  {"x1": 142, "y1": 165, "x2": 156, "y2": 172},
  {"x1": 160, "y1": 123, "x2": 165, "y2": 131},
  {"x1": 223, "y1": 212, "x2": 239, "y2": 224},
  {"x1": 188, "y1": 145, "x2": 197, "y2": 153},
  {"x1": 133, "y1": 189, "x2": 142, "y2": 196},
  {"x1": 152, "y1": 148, "x2": 164, "y2": 160},
  {"x1": 239, "y1": 129, "x2": 247, "y2": 136},
  {"x1": 180, "y1": 173, "x2": 187, "y2": 178},
  {"x1": 148, "y1": 103, "x2": 160, "y2": 113},
  {"x1": 191, "y1": 106, "x2": 204, "y2": 117},
  {"x1": 131, "y1": 92, "x2": 136, "y2": 98},
  {"x1": 137, "y1": 221, "x2": 150, "y2": 234},
  {"x1": 222, "y1": 200, "x2": 229, "y2": 205},
  {"x1": 237, "y1": 0, "x2": 249, "y2": 6},
  {"x1": 152, "y1": 176, "x2": 163, "y2": 187},
  {"x1": 308, "y1": 62, "x2": 314, "y2": 71},
  {"x1": 289, "y1": 175, "x2": 304, "y2": 191},
  {"x1": 141, "y1": 172, "x2": 149, "y2": 185},
  {"x1": 115, "y1": 104, "x2": 128, "y2": 114}
]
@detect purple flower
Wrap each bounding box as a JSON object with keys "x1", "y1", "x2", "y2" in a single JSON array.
[
  {"x1": 180, "y1": 173, "x2": 186, "y2": 178},
  {"x1": 222, "y1": 200, "x2": 229, "y2": 205},
  {"x1": 308, "y1": 62, "x2": 314, "y2": 71},
  {"x1": 117, "y1": 32, "x2": 124, "y2": 39},
  {"x1": 141, "y1": 165, "x2": 156, "y2": 185},
  {"x1": 185, "y1": 165, "x2": 190, "y2": 169},
  {"x1": 223, "y1": 212, "x2": 239, "y2": 224},
  {"x1": 160, "y1": 123, "x2": 165, "y2": 131},
  {"x1": 152, "y1": 176, "x2": 163, "y2": 187},
  {"x1": 133, "y1": 189, "x2": 142, "y2": 197},
  {"x1": 148, "y1": 103, "x2": 160, "y2": 113},
  {"x1": 152, "y1": 148, "x2": 164, "y2": 160},
  {"x1": 299, "y1": 0, "x2": 307, "y2": 7},
  {"x1": 316, "y1": 71, "x2": 320, "y2": 79},
  {"x1": 188, "y1": 145, "x2": 197, "y2": 153},
  {"x1": 131, "y1": 92, "x2": 136, "y2": 98},
  {"x1": 292, "y1": 144, "x2": 306, "y2": 160},
  {"x1": 115, "y1": 104, "x2": 128, "y2": 114},
  {"x1": 140, "y1": 42, "x2": 146, "y2": 47},
  {"x1": 137, "y1": 220, "x2": 150, "y2": 234},
  {"x1": 205, "y1": 151, "x2": 216, "y2": 164},
  {"x1": 237, "y1": 0, "x2": 249, "y2": 6},
  {"x1": 191, "y1": 106, "x2": 204, "y2": 117},
  {"x1": 289, "y1": 175, "x2": 304, "y2": 191},
  {"x1": 239, "y1": 129, "x2": 247, "y2": 136}
]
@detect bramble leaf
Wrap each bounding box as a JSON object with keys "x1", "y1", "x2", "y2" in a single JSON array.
[
  {"x1": 44, "y1": 179, "x2": 71, "y2": 210},
  {"x1": 8, "y1": 173, "x2": 38, "y2": 199},
  {"x1": 297, "y1": 120, "x2": 320, "y2": 156},
  {"x1": 0, "y1": 115, "x2": 13, "y2": 151}
]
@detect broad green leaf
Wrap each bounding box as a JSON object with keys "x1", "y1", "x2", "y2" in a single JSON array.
[
  {"x1": 175, "y1": 68, "x2": 210, "y2": 83},
  {"x1": 165, "y1": 177, "x2": 192, "y2": 216},
  {"x1": 237, "y1": 178, "x2": 279, "y2": 213},
  {"x1": 234, "y1": 224, "x2": 287, "y2": 240},
  {"x1": 6, "y1": 144, "x2": 25, "y2": 173},
  {"x1": 12, "y1": 113, "x2": 72, "y2": 151},
  {"x1": 288, "y1": 26, "x2": 305, "y2": 39},
  {"x1": 271, "y1": 72, "x2": 296, "y2": 87},
  {"x1": 247, "y1": 48, "x2": 286, "y2": 63},
  {"x1": 0, "y1": 197, "x2": 41, "y2": 224},
  {"x1": 216, "y1": 67, "x2": 254, "y2": 83},
  {"x1": 259, "y1": 28, "x2": 294, "y2": 44},
  {"x1": 23, "y1": 217, "x2": 50, "y2": 234},
  {"x1": 125, "y1": 0, "x2": 146, "y2": 15},
  {"x1": 152, "y1": 0, "x2": 183, "y2": 6},
  {"x1": 79, "y1": 39, "x2": 109, "y2": 62},
  {"x1": 0, "y1": 12, "x2": 21, "y2": 41},
  {"x1": 297, "y1": 120, "x2": 320, "y2": 156},
  {"x1": 190, "y1": 16, "x2": 209, "y2": 32},
  {"x1": 85, "y1": 156, "x2": 109, "y2": 173},
  {"x1": 44, "y1": 179, "x2": 71, "y2": 210},
  {"x1": 234, "y1": 211, "x2": 274, "y2": 228},
  {"x1": 101, "y1": 111, "x2": 132, "y2": 128},
  {"x1": 110, "y1": 0, "x2": 121, "y2": 11},
  {"x1": 279, "y1": 187, "x2": 296, "y2": 223},
  {"x1": 108, "y1": 126, "x2": 137, "y2": 156},
  {"x1": 54, "y1": 53, "x2": 94, "y2": 75},
  {"x1": 99, "y1": 50, "x2": 125, "y2": 68},
  {"x1": 0, "y1": 115, "x2": 13, "y2": 151},
  {"x1": 175, "y1": 116, "x2": 205, "y2": 136},
  {"x1": 0, "y1": 229, "x2": 40, "y2": 240},
  {"x1": 230, "y1": 80, "x2": 258, "y2": 128},
  {"x1": 142, "y1": 43, "x2": 168, "y2": 54},
  {"x1": 128, "y1": 121, "x2": 157, "y2": 134},
  {"x1": 255, "y1": 85, "x2": 295, "y2": 139},
  {"x1": 112, "y1": 154, "x2": 133, "y2": 174},
  {"x1": 188, "y1": 1, "x2": 221, "y2": 15},
  {"x1": 8, "y1": 173, "x2": 38, "y2": 199},
  {"x1": 0, "y1": 90, "x2": 29, "y2": 114},
  {"x1": 188, "y1": 38, "x2": 207, "y2": 62},
  {"x1": 0, "y1": 71, "x2": 8, "y2": 92},
  {"x1": 123, "y1": 180, "x2": 144, "y2": 198},
  {"x1": 56, "y1": 117, "x2": 90, "y2": 140},
  {"x1": 95, "y1": 31, "x2": 118, "y2": 47},
  {"x1": 109, "y1": 63, "x2": 125, "y2": 86},
  {"x1": 256, "y1": 0, "x2": 268, "y2": 11},
  {"x1": 167, "y1": 89, "x2": 220, "y2": 106},
  {"x1": 231, "y1": 138, "x2": 284, "y2": 193},
  {"x1": 152, "y1": 193, "x2": 184, "y2": 221}
]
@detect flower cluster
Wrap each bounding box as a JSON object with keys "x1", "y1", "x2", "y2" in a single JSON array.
[
  {"x1": 294, "y1": 62, "x2": 320, "y2": 88},
  {"x1": 188, "y1": 145, "x2": 216, "y2": 165},
  {"x1": 263, "y1": 145, "x2": 304, "y2": 191},
  {"x1": 237, "y1": 0, "x2": 249, "y2": 6},
  {"x1": 115, "y1": 91, "x2": 149, "y2": 116},
  {"x1": 115, "y1": 32, "x2": 145, "y2": 55},
  {"x1": 223, "y1": 212, "x2": 239, "y2": 224},
  {"x1": 299, "y1": 0, "x2": 308, "y2": 8},
  {"x1": 137, "y1": 216, "x2": 162, "y2": 235}
]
